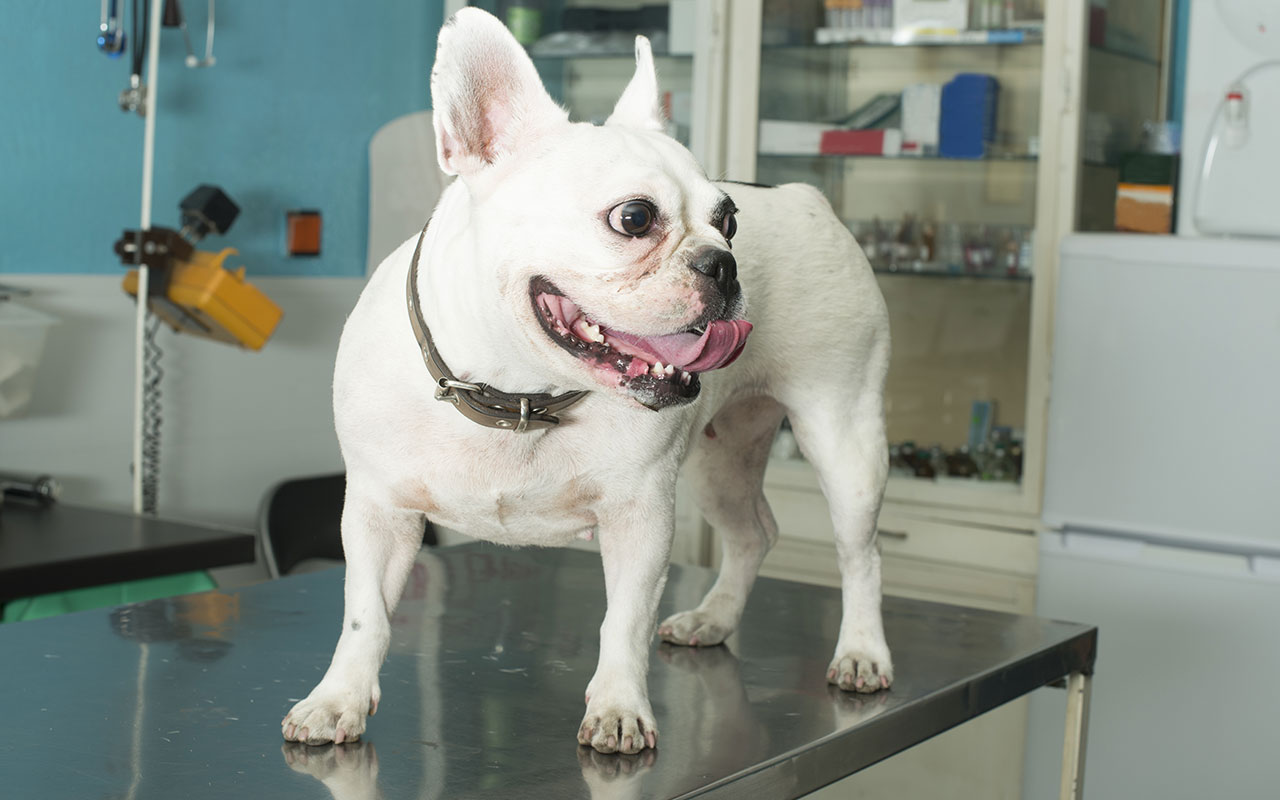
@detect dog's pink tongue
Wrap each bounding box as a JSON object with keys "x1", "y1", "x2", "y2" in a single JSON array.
[{"x1": 606, "y1": 319, "x2": 753, "y2": 372}]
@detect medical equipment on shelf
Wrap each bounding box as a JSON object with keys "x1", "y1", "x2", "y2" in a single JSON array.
[
  {"x1": 98, "y1": 0, "x2": 127, "y2": 56},
  {"x1": 112, "y1": 0, "x2": 217, "y2": 115},
  {"x1": 116, "y1": 186, "x2": 283, "y2": 351},
  {"x1": 118, "y1": 0, "x2": 151, "y2": 115},
  {"x1": 164, "y1": 0, "x2": 217, "y2": 68}
]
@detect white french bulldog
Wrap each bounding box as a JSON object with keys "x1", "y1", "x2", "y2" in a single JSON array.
[{"x1": 283, "y1": 8, "x2": 892, "y2": 755}]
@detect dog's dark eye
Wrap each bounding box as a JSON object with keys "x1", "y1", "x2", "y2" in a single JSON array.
[
  {"x1": 721, "y1": 212, "x2": 737, "y2": 242},
  {"x1": 609, "y1": 201, "x2": 656, "y2": 237}
]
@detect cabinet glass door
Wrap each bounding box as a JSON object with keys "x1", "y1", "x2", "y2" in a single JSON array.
[
  {"x1": 1075, "y1": 0, "x2": 1172, "y2": 232},
  {"x1": 755, "y1": 0, "x2": 1050, "y2": 509},
  {"x1": 461, "y1": 1, "x2": 702, "y2": 152}
]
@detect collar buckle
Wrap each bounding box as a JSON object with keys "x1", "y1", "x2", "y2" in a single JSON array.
[{"x1": 435, "y1": 377, "x2": 481, "y2": 405}]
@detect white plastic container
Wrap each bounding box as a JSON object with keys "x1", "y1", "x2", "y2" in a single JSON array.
[{"x1": 0, "y1": 301, "x2": 57, "y2": 417}]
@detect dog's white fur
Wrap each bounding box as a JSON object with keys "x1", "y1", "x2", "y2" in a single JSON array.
[{"x1": 283, "y1": 8, "x2": 892, "y2": 755}]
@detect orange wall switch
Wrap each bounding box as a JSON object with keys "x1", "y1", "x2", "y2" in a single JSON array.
[{"x1": 286, "y1": 210, "x2": 322, "y2": 256}]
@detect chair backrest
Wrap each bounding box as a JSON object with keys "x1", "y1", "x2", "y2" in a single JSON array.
[
  {"x1": 258, "y1": 473, "x2": 347, "y2": 578},
  {"x1": 258, "y1": 473, "x2": 437, "y2": 578}
]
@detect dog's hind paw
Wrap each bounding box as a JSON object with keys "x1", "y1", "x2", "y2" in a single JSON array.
[
  {"x1": 282, "y1": 684, "x2": 375, "y2": 745},
  {"x1": 827, "y1": 649, "x2": 893, "y2": 694},
  {"x1": 657, "y1": 609, "x2": 734, "y2": 647}
]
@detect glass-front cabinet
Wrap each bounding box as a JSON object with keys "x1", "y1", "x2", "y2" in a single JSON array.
[
  {"x1": 745, "y1": 1, "x2": 1051, "y2": 518},
  {"x1": 731, "y1": 0, "x2": 1171, "y2": 520},
  {"x1": 754, "y1": 15, "x2": 1044, "y2": 515}
]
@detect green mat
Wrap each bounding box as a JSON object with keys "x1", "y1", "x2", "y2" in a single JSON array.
[{"x1": 2, "y1": 571, "x2": 217, "y2": 623}]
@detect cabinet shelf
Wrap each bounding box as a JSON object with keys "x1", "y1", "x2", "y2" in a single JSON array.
[
  {"x1": 759, "y1": 152, "x2": 1039, "y2": 163},
  {"x1": 1089, "y1": 43, "x2": 1161, "y2": 67},
  {"x1": 873, "y1": 266, "x2": 1032, "y2": 282},
  {"x1": 766, "y1": 456, "x2": 1023, "y2": 504},
  {"x1": 766, "y1": 28, "x2": 1044, "y2": 49},
  {"x1": 529, "y1": 48, "x2": 690, "y2": 61}
]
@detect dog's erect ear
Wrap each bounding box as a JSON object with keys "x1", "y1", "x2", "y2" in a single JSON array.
[
  {"x1": 431, "y1": 8, "x2": 568, "y2": 178},
  {"x1": 605, "y1": 36, "x2": 665, "y2": 133}
]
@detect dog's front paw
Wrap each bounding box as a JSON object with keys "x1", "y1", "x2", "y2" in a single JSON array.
[
  {"x1": 827, "y1": 644, "x2": 893, "y2": 694},
  {"x1": 283, "y1": 681, "x2": 378, "y2": 745},
  {"x1": 657, "y1": 608, "x2": 734, "y2": 647},
  {"x1": 577, "y1": 699, "x2": 658, "y2": 754}
]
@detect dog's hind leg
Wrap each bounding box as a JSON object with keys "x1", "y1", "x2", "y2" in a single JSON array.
[
  {"x1": 658, "y1": 395, "x2": 786, "y2": 647},
  {"x1": 283, "y1": 479, "x2": 426, "y2": 744},
  {"x1": 787, "y1": 388, "x2": 893, "y2": 693}
]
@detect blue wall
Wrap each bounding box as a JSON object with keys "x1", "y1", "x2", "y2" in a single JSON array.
[{"x1": 3, "y1": 0, "x2": 443, "y2": 277}]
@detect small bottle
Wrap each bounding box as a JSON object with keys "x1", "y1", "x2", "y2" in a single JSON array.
[
  {"x1": 895, "y1": 213, "x2": 917, "y2": 269},
  {"x1": 921, "y1": 221, "x2": 937, "y2": 264},
  {"x1": 978, "y1": 225, "x2": 996, "y2": 271},
  {"x1": 506, "y1": 0, "x2": 543, "y2": 47},
  {"x1": 963, "y1": 227, "x2": 981, "y2": 272},
  {"x1": 824, "y1": 0, "x2": 842, "y2": 30},
  {"x1": 1002, "y1": 228, "x2": 1020, "y2": 275},
  {"x1": 865, "y1": 217, "x2": 883, "y2": 266},
  {"x1": 940, "y1": 222, "x2": 964, "y2": 272}
]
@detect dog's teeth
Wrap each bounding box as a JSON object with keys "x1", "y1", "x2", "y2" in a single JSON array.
[
  {"x1": 651, "y1": 362, "x2": 666, "y2": 377},
  {"x1": 587, "y1": 324, "x2": 604, "y2": 343},
  {"x1": 681, "y1": 371, "x2": 692, "y2": 385},
  {"x1": 664, "y1": 364, "x2": 675, "y2": 377}
]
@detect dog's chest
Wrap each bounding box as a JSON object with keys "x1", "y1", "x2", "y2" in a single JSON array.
[{"x1": 395, "y1": 445, "x2": 606, "y2": 547}]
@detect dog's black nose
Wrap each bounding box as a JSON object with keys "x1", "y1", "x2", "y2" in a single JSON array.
[{"x1": 689, "y1": 248, "x2": 738, "y2": 289}]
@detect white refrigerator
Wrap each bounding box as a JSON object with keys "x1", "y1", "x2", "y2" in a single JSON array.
[{"x1": 1021, "y1": 233, "x2": 1280, "y2": 798}]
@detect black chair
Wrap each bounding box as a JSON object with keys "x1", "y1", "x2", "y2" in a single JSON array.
[{"x1": 257, "y1": 473, "x2": 436, "y2": 578}]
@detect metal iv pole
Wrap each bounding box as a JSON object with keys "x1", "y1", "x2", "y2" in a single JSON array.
[{"x1": 131, "y1": 0, "x2": 164, "y2": 514}]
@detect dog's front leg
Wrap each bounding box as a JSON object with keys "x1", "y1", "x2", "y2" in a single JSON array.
[
  {"x1": 283, "y1": 486, "x2": 425, "y2": 745},
  {"x1": 578, "y1": 494, "x2": 673, "y2": 754}
]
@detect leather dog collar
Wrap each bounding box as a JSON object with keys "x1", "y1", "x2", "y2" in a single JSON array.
[{"x1": 405, "y1": 222, "x2": 588, "y2": 433}]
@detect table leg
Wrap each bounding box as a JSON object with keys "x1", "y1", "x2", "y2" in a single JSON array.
[{"x1": 1059, "y1": 671, "x2": 1092, "y2": 800}]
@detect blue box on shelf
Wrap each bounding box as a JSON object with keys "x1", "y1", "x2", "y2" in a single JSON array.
[{"x1": 939, "y1": 73, "x2": 1000, "y2": 159}]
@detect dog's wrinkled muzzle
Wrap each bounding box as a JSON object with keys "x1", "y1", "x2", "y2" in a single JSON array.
[{"x1": 688, "y1": 247, "x2": 741, "y2": 314}]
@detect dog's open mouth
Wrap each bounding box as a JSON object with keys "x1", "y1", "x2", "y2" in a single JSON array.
[{"x1": 530, "y1": 277, "x2": 752, "y2": 409}]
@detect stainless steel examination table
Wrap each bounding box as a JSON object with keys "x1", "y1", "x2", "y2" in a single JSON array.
[{"x1": 1, "y1": 543, "x2": 1096, "y2": 799}]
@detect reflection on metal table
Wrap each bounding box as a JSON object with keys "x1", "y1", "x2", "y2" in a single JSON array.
[
  {"x1": 0, "y1": 502, "x2": 257, "y2": 602},
  {"x1": 1, "y1": 543, "x2": 1095, "y2": 799}
]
